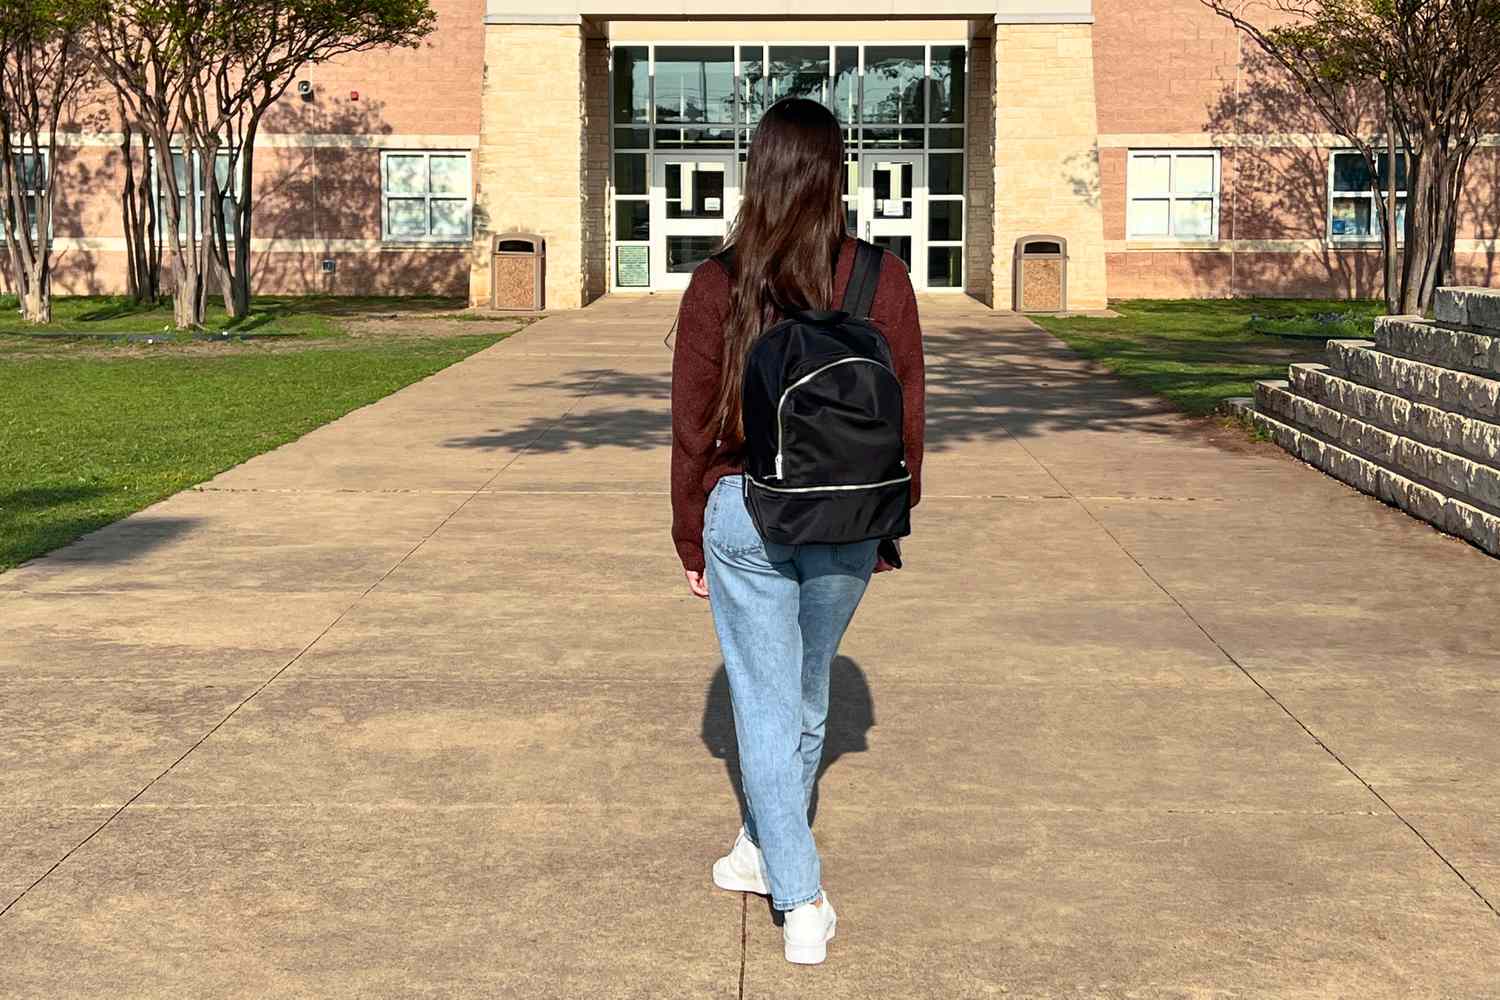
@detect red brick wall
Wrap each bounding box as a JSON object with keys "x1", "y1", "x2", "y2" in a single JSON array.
[
  {"x1": 1093, "y1": 0, "x2": 1243, "y2": 135},
  {"x1": 262, "y1": 0, "x2": 484, "y2": 136},
  {"x1": 1093, "y1": 0, "x2": 1500, "y2": 301},
  {"x1": 13, "y1": 0, "x2": 482, "y2": 298}
]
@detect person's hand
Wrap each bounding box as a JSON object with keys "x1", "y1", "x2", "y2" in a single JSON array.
[
  {"x1": 684, "y1": 569, "x2": 710, "y2": 599},
  {"x1": 873, "y1": 557, "x2": 896, "y2": 574}
]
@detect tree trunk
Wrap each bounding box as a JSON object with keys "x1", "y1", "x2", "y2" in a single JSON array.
[
  {"x1": 20, "y1": 274, "x2": 50, "y2": 324},
  {"x1": 221, "y1": 119, "x2": 259, "y2": 321},
  {"x1": 118, "y1": 121, "x2": 159, "y2": 304},
  {"x1": 1394, "y1": 144, "x2": 1454, "y2": 317},
  {"x1": 229, "y1": 257, "x2": 250, "y2": 317},
  {"x1": 172, "y1": 260, "x2": 200, "y2": 329},
  {"x1": 157, "y1": 135, "x2": 209, "y2": 330}
]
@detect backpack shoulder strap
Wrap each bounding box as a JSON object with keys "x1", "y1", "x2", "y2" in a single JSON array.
[
  {"x1": 840, "y1": 239, "x2": 883, "y2": 319},
  {"x1": 711, "y1": 244, "x2": 735, "y2": 276}
]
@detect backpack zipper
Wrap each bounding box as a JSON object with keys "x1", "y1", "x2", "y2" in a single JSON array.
[
  {"x1": 748, "y1": 473, "x2": 911, "y2": 494},
  {"x1": 774, "y1": 356, "x2": 897, "y2": 479}
]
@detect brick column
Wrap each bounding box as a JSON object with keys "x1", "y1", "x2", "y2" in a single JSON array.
[
  {"x1": 470, "y1": 20, "x2": 600, "y2": 310},
  {"x1": 581, "y1": 33, "x2": 610, "y2": 303},
  {"x1": 991, "y1": 21, "x2": 1108, "y2": 311},
  {"x1": 965, "y1": 31, "x2": 995, "y2": 306}
]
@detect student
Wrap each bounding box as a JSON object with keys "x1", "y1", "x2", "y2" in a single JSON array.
[{"x1": 669, "y1": 97, "x2": 926, "y2": 966}]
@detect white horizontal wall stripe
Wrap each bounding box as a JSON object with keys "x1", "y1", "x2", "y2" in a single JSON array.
[
  {"x1": 257, "y1": 133, "x2": 480, "y2": 150},
  {"x1": 53, "y1": 235, "x2": 1497, "y2": 255},
  {"x1": 1100, "y1": 132, "x2": 1500, "y2": 149},
  {"x1": 1106, "y1": 238, "x2": 1500, "y2": 254},
  {"x1": 50, "y1": 237, "x2": 469, "y2": 253},
  {"x1": 46, "y1": 131, "x2": 1497, "y2": 152},
  {"x1": 43, "y1": 132, "x2": 479, "y2": 150}
]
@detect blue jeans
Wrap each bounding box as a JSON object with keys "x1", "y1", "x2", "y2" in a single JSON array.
[{"x1": 704, "y1": 475, "x2": 879, "y2": 910}]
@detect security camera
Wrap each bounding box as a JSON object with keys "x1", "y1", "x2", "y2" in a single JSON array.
[{"x1": 296, "y1": 80, "x2": 313, "y2": 99}]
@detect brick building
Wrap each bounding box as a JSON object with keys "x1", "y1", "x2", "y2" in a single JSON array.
[{"x1": 32, "y1": 0, "x2": 1500, "y2": 309}]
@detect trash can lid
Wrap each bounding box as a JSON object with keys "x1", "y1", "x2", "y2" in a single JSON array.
[{"x1": 495, "y1": 232, "x2": 544, "y2": 253}]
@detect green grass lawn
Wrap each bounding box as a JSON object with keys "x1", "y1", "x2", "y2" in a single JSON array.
[
  {"x1": 1, "y1": 295, "x2": 523, "y2": 571},
  {"x1": 1031, "y1": 298, "x2": 1385, "y2": 417},
  {"x1": 0, "y1": 293, "x2": 468, "y2": 339}
]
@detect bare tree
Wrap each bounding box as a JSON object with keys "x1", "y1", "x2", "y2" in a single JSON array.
[
  {"x1": 117, "y1": 94, "x2": 162, "y2": 303},
  {"x1": 1201, "y1": 0, "x2": 1500, "y2": 314},
  {"x1": 207, "y1": 0, "x2": 436, "y2": 318},
  {"x1": 92, "y1": 0, "x2": 434, "y2": 326},
  {"x1": 0, "y1": 0, "x2": 96, "y2": 323},
  {"x1": 92, "y1": 0, "x2": 237, "y2": 329}
]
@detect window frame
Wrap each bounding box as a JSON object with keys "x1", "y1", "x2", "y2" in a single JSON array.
[
  {"x1": 1125, "y1": 148, "x2": 1222, "y2": 242},
  {"x1": 379, "y1": 149, "x2": 474, "y2": 246},
  {"x1": 3, "y1": 149, "x2": 50, "y2": 242},
  {"x1": 1327, "y1": 148, "x2": 1407, "y2": 247}
]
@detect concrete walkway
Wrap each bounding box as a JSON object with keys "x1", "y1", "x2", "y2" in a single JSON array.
[{"x1": 2, "y1": 295, "x2": 1497, "y2": 998}]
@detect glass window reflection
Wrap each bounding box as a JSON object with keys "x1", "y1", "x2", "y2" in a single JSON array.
[
  {"x1": 862, "y1": 46, "x2": 924, "y2": 124},
  {"x1": 613, "y1": 46, "x2": 649, "y2": 124},
  {"x1": 930, "y1": 46, "x2": 965, "y2": 124},
  {"x1": 655, "y1": 46, "x2": 736, "y2": 124},
  {"x1": 770, "y1": 46, "x2": 830, "y2": 106}
]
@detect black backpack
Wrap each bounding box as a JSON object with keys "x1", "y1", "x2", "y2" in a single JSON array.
[{"x1": 731, "y1": 239, "x2": 911, "y2": 546}]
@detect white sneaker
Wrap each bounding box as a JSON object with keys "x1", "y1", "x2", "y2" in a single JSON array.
[
  {"x1": 783, "y1": 892, "x2": 837, "y2": 965},
  {"x1": 712, "y1": 826, "x2": 770, "y2": 895}
]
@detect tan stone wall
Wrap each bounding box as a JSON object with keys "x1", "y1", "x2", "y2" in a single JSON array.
[
  {"x1": 992, "y1": 23, "x2": 1108, "y2": 311},
  {"x1": 470, "y1": 23, "x2": 591, "y2": 309},
  {"x1": 964, "y1": 31, "x2": 995, "y2": 306}
]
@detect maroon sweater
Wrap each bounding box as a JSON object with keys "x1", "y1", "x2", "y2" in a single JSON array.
[{"x1": 670, "y1": 237, "x2": 927, "y2": 572}]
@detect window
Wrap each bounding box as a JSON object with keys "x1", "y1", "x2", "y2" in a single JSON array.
[
  {"x1": 1127, "y1": 150, "x2": 1220, "y2": 240},
  {"x1": 1329, "y1": 150, "x2": 1406, "y2": 243},
  {"x1": 770, "y1": 46, "x2": 831, "y2": 106},
  {"x1": 381, "y1": 151, "x2": 472, "y2": 243},
  {"x1": 153, "y1": 148, "x2": 240, "y2": 242},
  {"x1": 654, "y1": 47, "x2": 735, "y2": 124},
  {"x1": 3, "y1": 151, "x2": 48, "y2": 240},
  {"x1": 862, "y1": 46, "x2": 926, "y2": 125}
]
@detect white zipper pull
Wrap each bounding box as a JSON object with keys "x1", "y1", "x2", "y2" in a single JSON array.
[{"x1": 774, "y1": 453, "x2": 784, "y2": 479}]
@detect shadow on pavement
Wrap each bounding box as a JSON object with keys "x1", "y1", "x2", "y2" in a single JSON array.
[
  {"x1": 1, "y1": 485, "x2": 200, "y2": 571},
  {"x1": 440, "y1": 313, "x2": 1190, "y2": 457},
  {"x1": 700, "y1": 654, "x2": 876, "y2": 850},
  {"x1": 17, "y1": 514, "x2": 202, "y2": 567}
]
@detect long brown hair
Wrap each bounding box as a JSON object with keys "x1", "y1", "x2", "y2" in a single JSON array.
[{"x1": 713, "y1": 98, "x2": 847, "y2": 442}]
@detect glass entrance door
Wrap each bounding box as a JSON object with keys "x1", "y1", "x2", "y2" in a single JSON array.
[
  {"x1": 856, "y1": 153, "x2": 926, "y2": 290},
  {"x1": 651, "y1": 153, "x2": 738, "y2": 290}
]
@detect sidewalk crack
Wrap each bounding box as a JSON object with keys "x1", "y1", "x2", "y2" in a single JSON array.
[
  {"x1": 738, "y1": 893, "x2": 748, "y2": 999},
  {"x1": 997, "y1": 423, "x2": 1498, "y2": 921}
]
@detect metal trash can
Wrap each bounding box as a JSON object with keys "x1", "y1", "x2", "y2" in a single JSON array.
[
  {"x1": 491, "y1": 232, "x2": 544, "y2": 310},
  {"x1": 1013, "y1": 235, "x2": 1068, "y2": 313}
]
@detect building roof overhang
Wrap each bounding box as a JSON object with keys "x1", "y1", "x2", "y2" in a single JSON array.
[{"x1": 484, "y1": 0, "x2": 1092, "y2": 25}]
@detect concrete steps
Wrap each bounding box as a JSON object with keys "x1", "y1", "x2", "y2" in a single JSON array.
[
  {"x1": 1326, "y1": 338, "x2": 1500, "y2": 421},
  {"x1": 1374, "y1": 316, "x2": 1500, "y2": 377},
  {"x1": 1229, "y1": 286, "x2": 1500, "y2": 556}
]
